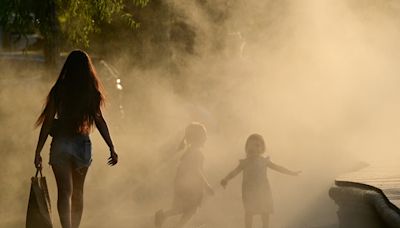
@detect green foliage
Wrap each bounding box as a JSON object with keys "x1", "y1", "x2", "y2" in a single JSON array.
[
  {"x1": 0, "y1": 0, "x2": 36, "y2": 36},
  {"x1": 0, "y1": 0, "x2": 149, "y2": 48},
  {"x1": 59, "y1": 0, "x2": 122, "y2": 47},
  {"x1": 133, "y1": 0, "x2": 149, "y2": 8}
]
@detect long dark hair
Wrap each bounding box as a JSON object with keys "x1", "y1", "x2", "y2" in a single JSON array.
[{"x1": 36, "y1": 50, "x2": 105, "y2": 134}]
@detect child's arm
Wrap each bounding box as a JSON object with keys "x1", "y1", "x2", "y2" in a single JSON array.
[
  {"x1": 200, "y1": 169, "x2": 214, "y2": 195},
  {"x1": 221, "y1": 164, "x2": 243, "y2": 188},
  {"x1": 197, "y1": 154, "x2": 214, "y2": 195},
  {"x1": 267, "y1": 159, "x2": 301, "y2": 176}
]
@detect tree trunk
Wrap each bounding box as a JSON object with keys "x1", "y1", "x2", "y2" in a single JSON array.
[{"x1": 43, "y1": 0, "x2": 60, "y2": 68}]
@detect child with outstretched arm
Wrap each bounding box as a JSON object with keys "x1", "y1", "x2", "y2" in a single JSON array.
[{"x1": 221, "y1": 134, "x2": 301, "y2": 228}]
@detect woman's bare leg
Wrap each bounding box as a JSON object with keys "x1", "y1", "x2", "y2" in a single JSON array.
[
  {"x1": 261, "y1": 213, "x2": 270, "y2": 228},
  {"x1": 245, "y1": 212, "x2": 253, "y2": 228},
  {"x1": 53, "y1": 164, "x2": 73, "y2": 228},
  {"x1": 71, "y1": 167, "x2": 89, "y2": 228}
]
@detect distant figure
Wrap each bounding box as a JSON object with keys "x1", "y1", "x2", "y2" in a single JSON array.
[
  {"x1": 221, "y1": 134, "x2": 300, "y2": 228},
  {"x1": 33, "y1": 50, "x2": 118, "y2": 228},
  {"x1": 155, "y1": 122, "x2": 214, "y2": 228}
]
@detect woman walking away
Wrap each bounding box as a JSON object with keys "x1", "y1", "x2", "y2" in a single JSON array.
[
  {"x1": 155, "y1": 122, "x2": 214, "y2": 228},
  {"x1": 221, "y1": 134, "x2": 300, "y2": 228},
  {"x1": 34, "y1": 50, "x2": 119, "y2": 228}
]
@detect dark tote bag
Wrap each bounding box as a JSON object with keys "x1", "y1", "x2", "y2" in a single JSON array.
[{"x1": 26, "y1": 168, "x2": 53, "y2": 228}]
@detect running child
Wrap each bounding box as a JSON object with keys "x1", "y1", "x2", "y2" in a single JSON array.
[{"x1": 155, "y1": 122, "x2": 214, "y2": 228}]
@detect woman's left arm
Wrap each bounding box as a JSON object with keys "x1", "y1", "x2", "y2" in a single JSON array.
[
  {"x1": 267, "y1": 159, "x2": 301, "y2": 176},
  {"x1": 34, "y1": 100, "x2": 56, "y2": 168}
]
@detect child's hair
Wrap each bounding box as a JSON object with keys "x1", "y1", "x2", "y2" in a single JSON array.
[
  {"x1": 178, "y1": 122, "x2": 207, "y2": 150},
  {"x1": 245, "y1": 133, "x2": 266, "y2": 154}
]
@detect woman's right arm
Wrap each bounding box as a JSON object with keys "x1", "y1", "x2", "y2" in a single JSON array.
[{"x1": 95, "y1": 111, "x2": 118, "y2": 166}]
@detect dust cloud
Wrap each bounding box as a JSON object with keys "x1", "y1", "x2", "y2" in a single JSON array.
[{"x1": 2, "y1": 0, "x2": 400, "y2": 227}]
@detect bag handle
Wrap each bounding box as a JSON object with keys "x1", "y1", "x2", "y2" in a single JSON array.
[{"x1": 35, "y1": 167, "x2": 43, "y2": 177}]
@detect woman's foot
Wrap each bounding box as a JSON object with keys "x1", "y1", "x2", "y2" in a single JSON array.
[{"x1": 155, "y1": 209, "x2": 165, "y2": 228}]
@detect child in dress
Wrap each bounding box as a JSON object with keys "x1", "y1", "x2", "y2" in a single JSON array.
[
  {"x1": 221, "y1": 134, "x2": 300, "y2": 228},
  {"x1": 155, "y1": 122, "x2": 214, "y2": 228}
]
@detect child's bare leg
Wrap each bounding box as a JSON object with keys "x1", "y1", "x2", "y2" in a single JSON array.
[
  {"x1": 245, "y1": 212, "x2": 253, "y2": 228},
  {"x1": 177, "y1": 208, "x2": 196, "y2": 228},
  {"x1": 155, "y1": 207, "x2": 181, "y2": 228},
  {"x1": 261, "y1": 213, "x2": 270, "y2": 228}
]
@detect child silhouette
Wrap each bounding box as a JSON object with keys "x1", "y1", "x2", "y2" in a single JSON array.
[
  {"x1": 221, "y1": 134, "x2": 300, "y2": 228},
  {"x1": 155, "y1": 122, "x2": 214, "y2": 228}
]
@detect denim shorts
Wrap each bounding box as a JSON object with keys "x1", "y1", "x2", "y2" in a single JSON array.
[{"x1": 49, "y1": 134, "x2": 92, "y2": 170}]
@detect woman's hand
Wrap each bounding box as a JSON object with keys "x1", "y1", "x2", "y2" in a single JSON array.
[
  {"x1": 34, "y1": 153, "x2": 42, "y2": 169},
  {"x1": 108, "y1": 148, "x2": 118, "y2": 166}
]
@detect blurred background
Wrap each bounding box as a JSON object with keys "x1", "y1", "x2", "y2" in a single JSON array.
[{"x1": 2, "y1": 0, "x2": 400, "y2": 227}]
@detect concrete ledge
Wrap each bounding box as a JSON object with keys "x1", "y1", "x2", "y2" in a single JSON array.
[{"x1": 330, "y1": 182, "x2": 400, "y2": 228}]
